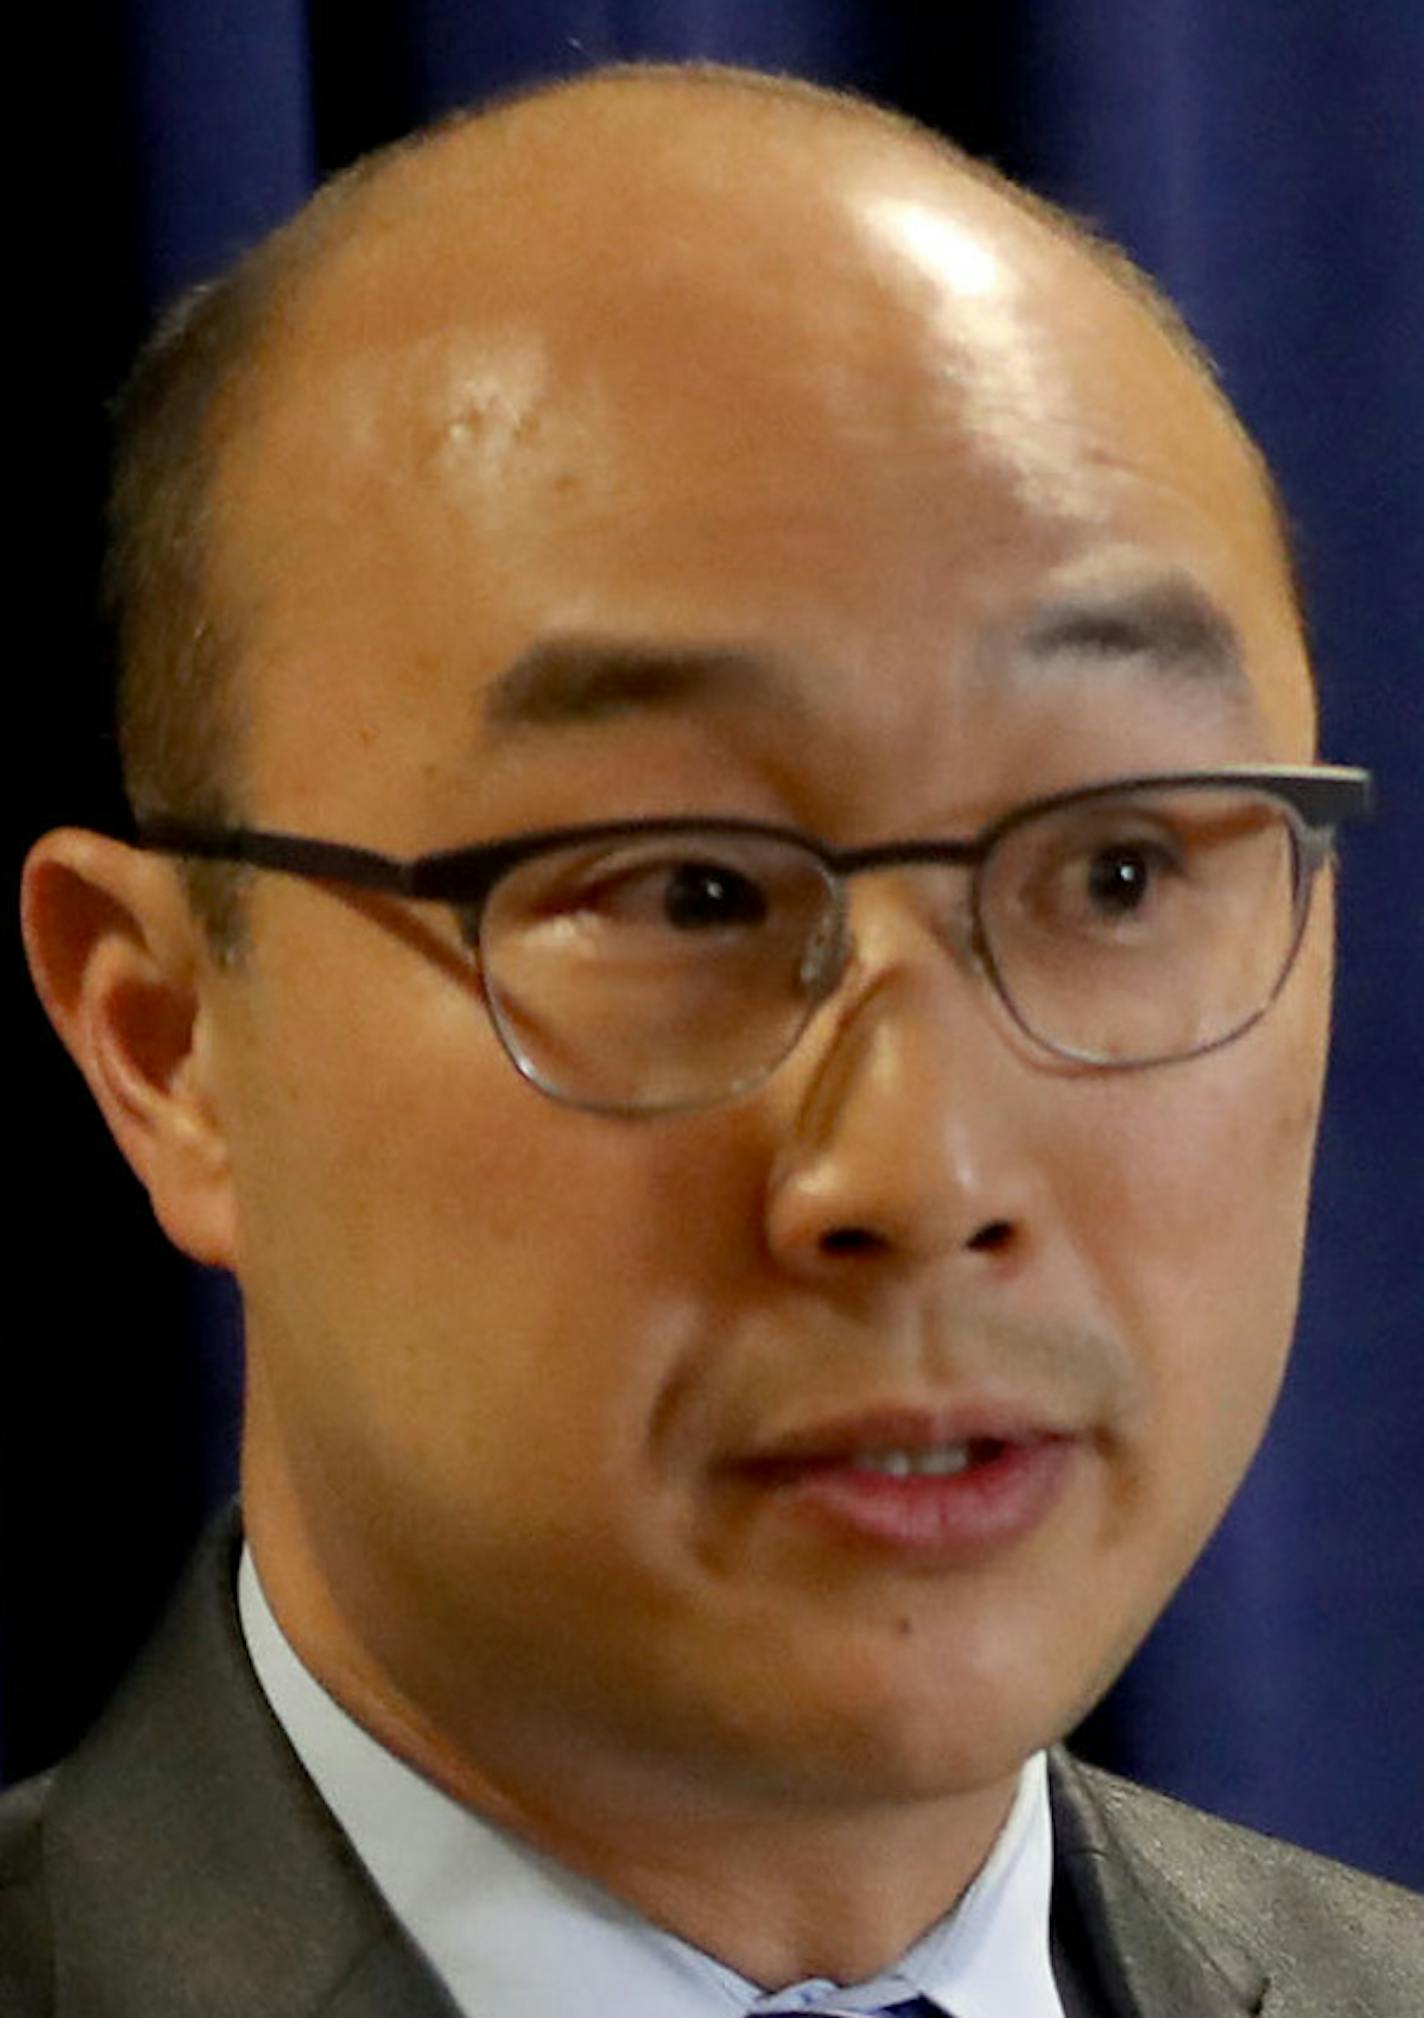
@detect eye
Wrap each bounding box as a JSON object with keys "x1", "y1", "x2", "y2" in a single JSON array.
[
  {"x1": 1082, "y1": 840, "x2": 1176, "y2": 917},
  {"x1": 510, "y1": 843, "x2": 777, "y2": 937},
  {"x1": 1002, "y1": 817, "x2": 1189, "y2": 942},
  {"x1": 660, "y1": 859, "x2": 769, "y2": 930}
]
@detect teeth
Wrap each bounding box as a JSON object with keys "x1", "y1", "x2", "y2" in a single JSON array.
[{"x1": 855, "y1": 1445, "x2": 971, "y2": 1478}]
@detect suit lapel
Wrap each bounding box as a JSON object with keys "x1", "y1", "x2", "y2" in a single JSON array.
[
  {"x1": 45, "y1": 1511, "x2": 457, "y2": 2018},
  {"x1": 1049, "y1": 1751, "x2": 1268, "y2": 2017},
  {"x1": 307, "y1": 1940, "x2": 464, "y2": 2018}
]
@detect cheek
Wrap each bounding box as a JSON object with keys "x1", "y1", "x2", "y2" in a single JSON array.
[
  {"x1": 1064, "y1": 990, "x2": 1328, "y2": 1522},
  {"x1": 219, "y1": 907, "x2": 756, "y2": 1488}
]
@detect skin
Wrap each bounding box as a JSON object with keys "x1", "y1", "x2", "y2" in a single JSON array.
[{"x1": 24, "y1": 80, "x2": 1329, "y2": 1985}]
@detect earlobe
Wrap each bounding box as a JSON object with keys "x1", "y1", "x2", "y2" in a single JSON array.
[{"x1": 20, "y1": 827, "x2": 240, "y2": 1270}]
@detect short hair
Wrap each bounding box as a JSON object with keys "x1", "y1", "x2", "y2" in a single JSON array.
[
  {"x1": 107, "y1": 149, "x2": 391, "y2": 947},
  {"x1": 107, "y1": 62, "x2": 1303, "y2": 949}
]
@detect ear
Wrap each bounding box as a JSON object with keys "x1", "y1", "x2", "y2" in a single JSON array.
[{"x1": 21, "y1": 828, "x2": 240, "y2": 1270}]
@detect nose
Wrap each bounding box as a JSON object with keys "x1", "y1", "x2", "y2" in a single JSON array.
[{"x1": 763, "y1": 908, "x2": 1043, "y2": 1285}]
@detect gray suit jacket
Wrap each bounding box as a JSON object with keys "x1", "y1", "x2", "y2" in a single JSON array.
[{"x1": 2, "y1": 1518, "x2": 1420, "y2": 2016}]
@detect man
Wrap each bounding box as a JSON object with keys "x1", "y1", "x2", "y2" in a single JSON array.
[{"x1": 5, "y1": 61, "x2": 1419, "y2": 2017}]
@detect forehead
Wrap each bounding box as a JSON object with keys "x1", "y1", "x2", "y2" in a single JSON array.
[{"x1": 211, "y1": 98, "x2": 1313, "y2": 836}]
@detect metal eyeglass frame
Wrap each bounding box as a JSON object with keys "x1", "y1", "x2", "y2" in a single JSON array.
[{"x1": 137, "y1": 763, "x2": 1374, "y2": 1107}]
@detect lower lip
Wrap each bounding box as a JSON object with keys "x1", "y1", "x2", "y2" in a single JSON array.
[{"x1": 743, "y1": 1438, "x2": 1077, "y2": 1559}]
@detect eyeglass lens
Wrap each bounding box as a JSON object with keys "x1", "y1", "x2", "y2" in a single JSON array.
[
  {"x1": 982, "y1": 786, "x2": 1300, "y2": 1065},
  {"x1": 472, "y1": 784, "x2": 1310, "y2": 1112},
  {"x1": 479, "y1": 831, "x2": 841, "y2": 1111}
]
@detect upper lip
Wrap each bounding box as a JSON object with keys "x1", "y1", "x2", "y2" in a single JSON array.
[{"x1": 730, "y1": 1402, "x2": 1084, "y2": 1469}]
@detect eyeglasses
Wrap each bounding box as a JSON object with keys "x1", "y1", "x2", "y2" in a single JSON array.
[{"x1": 138, "y1": 765, "x2": 1372, "y2": 1115}]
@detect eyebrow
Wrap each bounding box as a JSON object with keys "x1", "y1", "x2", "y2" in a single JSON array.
[
  {"x1": 480, "y1": 639, "x2": 802, "y2": 735},
  {"x1": 480, "y1": 578, "x2": 1248, "y2": 743},
  {"x1": 1016, "y1": 576, "x2": 1246, "y2": 687}
]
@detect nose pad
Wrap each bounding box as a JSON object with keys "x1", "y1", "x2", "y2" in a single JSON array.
[{"x1": 797, "y1": 902, "x2": 850, "y2": 1001}]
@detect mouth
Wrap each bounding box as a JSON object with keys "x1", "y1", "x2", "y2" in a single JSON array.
[{"x1": 729, "y1": 1410, "x2": 1082, "y2": 1559}]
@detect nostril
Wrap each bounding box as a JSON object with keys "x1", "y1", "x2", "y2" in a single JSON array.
[
  {"x1": 819, "y1": 1225, "x2": 889, "y2": 1257},
  {"x1": 966, "y1": 1219, "x2": 1014, "y2": 1254}
]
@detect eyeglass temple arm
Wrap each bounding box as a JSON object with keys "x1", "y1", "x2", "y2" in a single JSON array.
[{"x1": 135, "y1": 819, "x2": 423, "y2": 897}]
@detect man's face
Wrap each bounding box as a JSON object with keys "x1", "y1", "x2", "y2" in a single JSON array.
[{"x1": 203, "y1": 117, "x2": 1328, "y2": 1815}]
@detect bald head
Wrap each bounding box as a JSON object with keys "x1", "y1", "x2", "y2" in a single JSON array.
[{"x1": 110, "y1": 62, "x2": 1303, "y2": 939}]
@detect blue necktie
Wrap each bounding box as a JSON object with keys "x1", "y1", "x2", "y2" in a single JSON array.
[
  {"x1": 751, "y1": 1993, "x2": 943, "y2": 2018},
  {"x1": 815, "y1": 2001, "x2": 942, "y2": 2018}
]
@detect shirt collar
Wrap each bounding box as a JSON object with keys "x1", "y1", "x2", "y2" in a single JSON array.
[{"x1": 239, "y1": 1549, "x2": 1063, "y2": 2018}]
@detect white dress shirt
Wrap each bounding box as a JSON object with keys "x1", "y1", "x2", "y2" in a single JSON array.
[{"x1": 239, "y1": 1551, "x2": 1065, "y2": 2018}]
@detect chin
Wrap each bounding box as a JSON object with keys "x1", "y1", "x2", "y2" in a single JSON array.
[{"x1": 704, "y1": 1642, "x2": 1074, "y2": 1810}]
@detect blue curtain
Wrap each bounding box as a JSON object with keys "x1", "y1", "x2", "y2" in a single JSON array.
[{"x1": 9, "y1": 0, "x2": 1421, "y2": 1891}]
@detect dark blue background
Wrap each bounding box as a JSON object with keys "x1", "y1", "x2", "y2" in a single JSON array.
[{"x1": 8, "y1": 0, "x2": 1421, "y2": 1891}]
